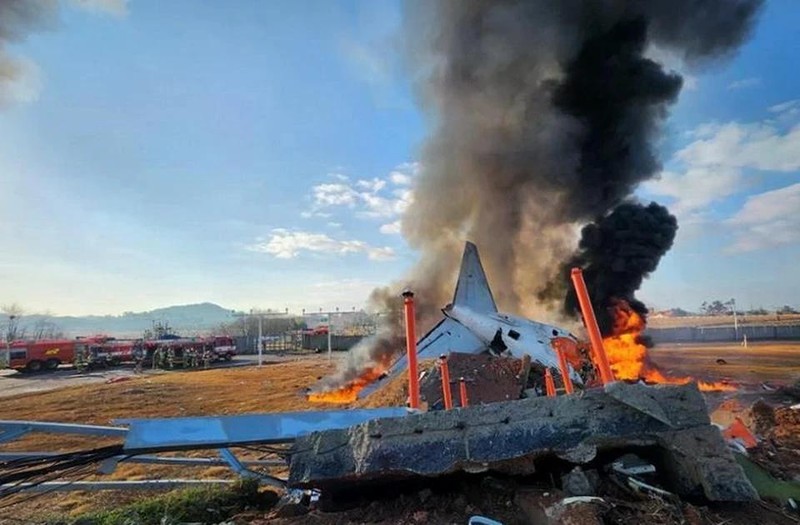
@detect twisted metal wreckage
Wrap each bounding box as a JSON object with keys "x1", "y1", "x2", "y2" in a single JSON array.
[{"x1": 0, "y1": 243, "x2": 757, "y2": 506}]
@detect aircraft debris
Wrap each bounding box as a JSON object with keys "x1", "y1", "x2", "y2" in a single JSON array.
[{"x1": 357, "y1": 242, "x2": 582, "y2": 401}]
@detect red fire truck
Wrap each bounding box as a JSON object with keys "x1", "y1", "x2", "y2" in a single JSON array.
[
  {"x1": 6, "y1": 339, "x2": 85, "y2": 372},
  {"x1": 5, "y1": 335, "x2": 235, "y2": 372},
  {"x1": 209, "y1": 336, "x2": 236, "y2": 361}
]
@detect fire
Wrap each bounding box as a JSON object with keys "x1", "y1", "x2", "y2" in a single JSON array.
[
  {"x1": 602, "y1": 299, "x2": 734, "y2": 392},
  {"x1": 307, "y1": 366, "x2": 386, "y2": 404}
]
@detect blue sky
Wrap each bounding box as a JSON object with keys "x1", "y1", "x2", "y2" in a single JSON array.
[{"x1": 0, "y1": 0, "x2": 798, "y2": 316}]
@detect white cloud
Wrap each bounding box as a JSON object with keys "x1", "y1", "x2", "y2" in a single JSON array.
[
  {"x1": 389, "y1": 171, "x2": 411, "y2": 186},
  {"x1": 768, "y1": 99, "x2": 800, "y2": 122},
  {"x1": 300, "y1": 210, "x2": 331, "y2": 219},
  {"x1": 379, "y1": 220, "x2": 401, "y2": 235},
  {"x1": 70, "y1": 0, "x2": 129, "y2": 17},
  {"x1": 247, "y1": 229, "x2": 395, "y2": 261},
  {"x1": 677, "y1": 122, "x2": 800, "y2": 172},
  {"x1": 643, "y1": 167, "x2": 744, "y2": 216},
  {"x1": 356, "y1": 178, "x2": 387, "y2": 192},
  {"x1": 769, "y1": 100, "x2": 799, "y2": 114},
  {"x1": 367, "y1": 246, "x2": 396, "y2": 261},
  {"x1": 312, "y1": 183, "x2": 359, "y2": 207},
  {"x1": 726, "y1": 183, "x2": 800, "y2": 252},
  {"x1": 308, "y1": 162, "x2": 417, "y2": 222},
  {"x1": 647, "y1": 107, "x2": 800, "y2": 250},
  {"x1": 727, "y1": 77, "x2": 762, "y2": 90},
  {"x1": 389, "y1": 162, "x2": 419, "y2": 185}
]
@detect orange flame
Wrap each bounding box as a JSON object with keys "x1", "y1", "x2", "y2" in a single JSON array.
[
  {"x1": 603, "y1": 299, "x2": 734, "y2": 392},
  {"x1": 307, "y1": 366, "x2": 386, "y2": 404}
]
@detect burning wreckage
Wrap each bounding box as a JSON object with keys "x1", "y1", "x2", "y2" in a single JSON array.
[
  {"x1": 294, "y1": 242, "x2": 757, "y2": 504},
  {"x1": 0, "y1": 242, "x2": 774, "y2": 522}
]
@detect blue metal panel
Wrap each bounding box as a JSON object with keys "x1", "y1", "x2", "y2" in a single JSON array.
[
  {"x1": 0, "y1": 426, "x2": 30, "y2": 444},
  {"x1": 4, "y1": 480, "x2": 235, "y2": 493},
  {"x1": 118, "y1": 407, "x2": 409, "y2": 452},
  {"x1": 0, "y1": 452, "x2": 284, "y2": 468},
  {"x1": 0, "y1": 420, "x2": 127, "y2": 440}
]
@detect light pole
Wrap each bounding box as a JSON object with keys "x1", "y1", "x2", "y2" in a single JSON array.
[
  {"x1": 257, "y1": 310, "x2": 263, "y2": 367},
  {"x1": 3, "y1": 315, "x2": 16, "y2": 369},
  {"x1": 243, "y1": 308, "x2": 264, "y2": 367}
]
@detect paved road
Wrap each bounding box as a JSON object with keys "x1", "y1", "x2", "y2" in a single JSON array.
[{"x1": 0, "y1": 352, "x2": 333, "y2": 399}]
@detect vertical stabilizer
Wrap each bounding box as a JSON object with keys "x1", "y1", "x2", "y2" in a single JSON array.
[{"x1": 452, "y1": 242, "x2": 497, "y2": 313}]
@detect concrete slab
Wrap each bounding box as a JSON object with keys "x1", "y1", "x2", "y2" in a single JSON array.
[{"x1": 289, "y1": 383, "x2": 757, "y2": 502}]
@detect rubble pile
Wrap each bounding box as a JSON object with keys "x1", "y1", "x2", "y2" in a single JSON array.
[
  {"x1": 419, "y1": 353, "x2": 531, "y2": 410},
  {"x1": 745, "y1": 401, "x2": 800, "y2": 484},
  {"x1": 248, "y1": 476, "x2": 799, "y2": 525},
  {"x1": 290, "y1": 383, "x2": 756, "y2": 502}
]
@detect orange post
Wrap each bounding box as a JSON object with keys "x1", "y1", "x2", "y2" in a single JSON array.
[
  {"x1": 439, "y1": 354, "x2": 453, "y2": 410},
  {"x1": 553, "y1": 340, "x2": 574, "y2": 394},
  {"x1": 570, "y1": 268, "x2": 615, "y2": 385},
  {"x1": 402, "y1": 290, "x2": 420, "y2": 409},
  {"x1": 459, "y1": 377, "x2": 469, "y2": 408},
  {"x1": 544, "y1": 368, "x2": 556, "y2": 397}
]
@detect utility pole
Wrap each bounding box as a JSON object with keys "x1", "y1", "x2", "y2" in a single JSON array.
[{"x1": 729, "y1": 298, "x2": 739, "y2": 339}]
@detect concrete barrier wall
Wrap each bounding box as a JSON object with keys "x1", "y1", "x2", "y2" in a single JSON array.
[
  {"x1": 647, "y1": 324, "x2": 800, "y2": 344},
  {"x1": 301, "y1": 334, "x2": 363, "y2": 352}
]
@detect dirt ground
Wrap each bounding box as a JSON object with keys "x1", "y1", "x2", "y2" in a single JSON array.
[
  {"x1": 0, "y1": 342, "x2": 799, "y2": 523},
  {"x1": 650, "y1": 341, "x2": 800, "y2": 386}
]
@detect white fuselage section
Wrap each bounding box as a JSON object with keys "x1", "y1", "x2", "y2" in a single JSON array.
[{"x1": 445, "y1": 305, "x2": 578, "y2": 379}]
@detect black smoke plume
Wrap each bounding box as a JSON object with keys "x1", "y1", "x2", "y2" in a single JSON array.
[
  {"x1": 318, "y1": 0, "x2": 763, "y2": 389},
  {"x1": 563, "y1": 202, "x2": 678, "y2": 334}
]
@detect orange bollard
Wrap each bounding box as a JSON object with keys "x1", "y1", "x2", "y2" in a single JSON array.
[
  {"x1": 459, "y1": 377, "x2": 469, "y2": 408},
  {"x1": 402, "y1": 290, "x2": 420, "y2": 409},
  {"x1": 553, "y1": 340, "x2": 574, "y2": 394},
  {"x1": 544, "y1": 368, "x2": 556, "y2": 397},
  {"x1": 570, "y1": 268, "x2": 615, "y2": 385},
  {"x1": 439, "y1": 354, "x2": 453, "y2": 410}
]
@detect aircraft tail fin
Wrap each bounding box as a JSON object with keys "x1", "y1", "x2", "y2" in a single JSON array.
[{"x1": 452, "y1": 241, "x2": 497, "y2": 313}]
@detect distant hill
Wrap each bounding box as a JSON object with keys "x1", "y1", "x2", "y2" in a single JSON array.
[{"x1": 16, "y1": 303, "x2": 238, "y2": 338}]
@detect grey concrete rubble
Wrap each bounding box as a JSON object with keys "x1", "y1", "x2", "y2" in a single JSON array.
[
  {"x1": 289, "y1": 382, "x2": 758, "y2": 501},
  {"x1": 561, "y1": 467, "x2": 598, "y2": 496}
]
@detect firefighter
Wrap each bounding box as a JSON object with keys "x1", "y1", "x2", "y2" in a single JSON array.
[
  {"x1": 133, "y1": 343, "x2": 144, "y2": 374},
  {"x1": 151, "y1": 347, "x2": 160, "y2": 370},
  {"x1": 187, "y1": 348, "x2": 197, "y2": 368},
  {"x1": 166, "y1": 347, "x2": 176, "y2": 369},
  {"x1": 74, "y1": 345, "x2": 88, "y2": 374},
  {"x1": 156, "y1": 346, "x2": 167, "y2": 369},
  {"x1": 202, "y1": 346, "x2": 212, "y2": 369}
]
